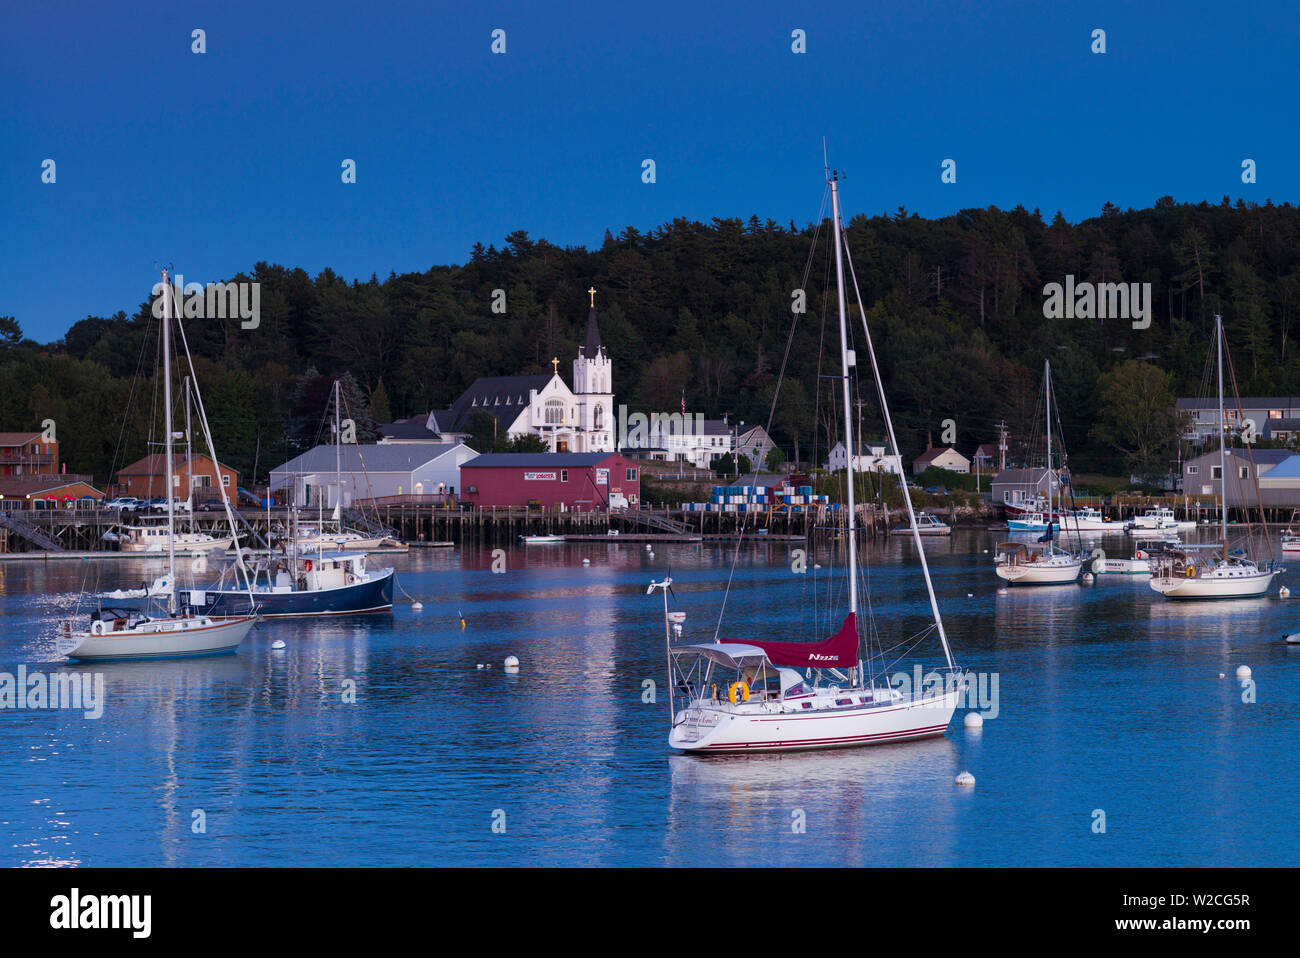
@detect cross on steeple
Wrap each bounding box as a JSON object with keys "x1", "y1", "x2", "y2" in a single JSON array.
[
  {"x1": 551, "y1": 357, "x2": 559, "y2": 374},
  {"x1": 588, "y1": 287, "x2": 597, "y2": 308}
]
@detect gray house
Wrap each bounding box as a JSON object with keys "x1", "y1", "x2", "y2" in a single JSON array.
[
  {"x1": 990, "y1": 468, "x2": 1057, "y2": 509},
  {"x1": 1182, "y1": 447, "x2": 1293, "y2": 508},
  {"x1": 1177, "y1": 397, "x2": 1300, "y2": 443},
  {"x1": 270, "y1": 442, "x2": 478, "y2": 507}
]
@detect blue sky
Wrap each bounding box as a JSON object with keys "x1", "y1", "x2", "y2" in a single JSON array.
[{"x1": 2, "y1": 0, "x2": 1296, "y2": 342}]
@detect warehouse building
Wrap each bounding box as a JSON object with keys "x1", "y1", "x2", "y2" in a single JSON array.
[{"x1": 460, "y1": 452, "x2": 641, "y2": 511}]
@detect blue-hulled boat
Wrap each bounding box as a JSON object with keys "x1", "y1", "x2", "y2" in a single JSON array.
[{"x1": 187, "y1": 551, "x2": 394, "y2": 618}]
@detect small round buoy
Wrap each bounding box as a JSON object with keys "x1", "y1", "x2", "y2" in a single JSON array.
[
  {"x1": 956, "y1": 771, "x2": 976, "y2": 787},
  {"x1": 645, "y1": 544, "x2": 652, "y2": 551},
  {"x1": 1286, "y1": 633, "x2": 1300, "y2": 645},
  {"x1": 1236, "y1": 665, "x2": 1251, "y2": 680},
  {"x1": 982, "y1": 549, "x2": 989, "y2": 554},
  {"x1": 996, "y1": 587, "x2": 1008, "y2": 596},
  {"x1": 814, "y1": 563, "x2": 822, "y2": 569},
  {"x1": 476, "y1": 664, "x2": 485, "y2": 670},
  {"x1": 271, "y1": 639, "x2": 286, "y2": 650},
  {"x1": 963, "y1": 712, "x2": 983, "y2": 729},
  {"x1": 1219, "y1": 672, "x2": 1226, "y2": 678},
  {"x1": 1280, "y1": 586, "x2": 1290, "y2": 598},
  {"x1": 582, "y1": 558, "x2": 590, "y2": 566},
  {"x1": 504, "y1": 655, "x2": 519, "y2": 670},
  {"x1": 967, "y1": 593, "x2": 973, "y2": 598},
  {"x1": 411, "y1": 601, "x2": 423, "y2": 611},
  {"x1": 1081, "y1": 572, "x2": 1095, "y2": 584}
]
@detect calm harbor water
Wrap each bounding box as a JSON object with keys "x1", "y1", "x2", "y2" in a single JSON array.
[{"x1": 2, "y1": 531, "x2": 1298, "y2": 867}]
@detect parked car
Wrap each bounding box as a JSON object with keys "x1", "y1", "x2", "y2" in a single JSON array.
[
  {"x1": 195, "y1": 498, "x2": 227, "y2": 512},
  {"x1": 924, "y1": 486, "x2": 949, "y2": 496},
  {"x1": 144, "y1": 497, "x2": 192, "y2": 513},
  {"x1": 104, "y1": 497, "x2": 141, "y2": 511},
  {"x1": 236, "y1": 487, "x2": 262, "y2": 507}
]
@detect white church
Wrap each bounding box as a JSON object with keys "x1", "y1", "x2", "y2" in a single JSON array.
[{"x1": 423, "y1": 288, "x2": 615, "y2": 452}]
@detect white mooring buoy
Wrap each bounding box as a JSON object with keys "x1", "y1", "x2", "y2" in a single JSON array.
[
  {"x1": 411, "y1": 601, "x2": 423, "y2": 611},
  {"x1": 1280, "y1": 586, "x2": 1290, "y2": 598},
  {"x1": 1081, "y1": 572, "x2": 1095, "y2": 584},
  {"x1": 956, "y1": 771, "x2": 976, "y2": 787},
  {"x1": 582, "y1": 558, "x2": 591, "y2": 566},
  {"x1": 271, "y1": 639, "x2": 286, "y2": 650},
  {"x1": 1236, "y1": 665, "x2": 1252, "y2": 680},
  {"x1": 964, "y1": 712, "x2": 983, "y2": 729},
  {"x1": 645, "y1": 543, "x2": 652, "y2": 551},
  {"x1": 504, "y1": 655, "x2": 520, "y2": 672},
  {"x1": 996, "y1": 587, "x2": 1009, "y2": 596}
]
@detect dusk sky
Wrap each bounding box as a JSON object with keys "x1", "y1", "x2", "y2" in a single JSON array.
[{"x1": 3, "y1": 0, "x2": 1295, "y2": 342}]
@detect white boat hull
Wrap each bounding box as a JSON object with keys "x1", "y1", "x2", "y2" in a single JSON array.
[
  {"x1": 669, "y1": 689, "x2": 958, "y2": 753},
  {"x1": 995, "y1": 559, "x2": 1082, "y2": 585},
  {"x1": 1149, "y1": 569, "x2": 1277, "y2": 599},
  {"x1": 58, "y1": 615, "x2": 255, "y2": 661},
  {"x1": 119, "y1": 534, "x2": 235, "y2": 554}
]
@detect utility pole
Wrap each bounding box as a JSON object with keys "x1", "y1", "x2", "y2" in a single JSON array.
[{"x1": 998, "y1": 419, "x2": 1008, "y2": 471}]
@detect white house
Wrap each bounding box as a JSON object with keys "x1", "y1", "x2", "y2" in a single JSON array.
[
  {"x1": 737, "y1": 424, "x2": 776, "y2": 466},
  {"x1": 426, "y1": 293, "x2": 614, "y2": 453},
  {"x1": 270, "y1": 442, "x2": 479, "y2": 507},
  {"x1": 826, "y1": 440, "x2": 902, "y2": 474},
  {"x1": 912, "y1": 446, "x2": 970, "y2": 475},
  {"x1": 622, "y1": 415, "x2": 734, "y2": 469}
]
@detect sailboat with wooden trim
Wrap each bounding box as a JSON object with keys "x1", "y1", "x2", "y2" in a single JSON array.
[
  {"x1": 57, "y1": 271, "x2": 258, "y2": 661},
  {"x1": 657, "y1": 168, "x2": 962, "y2": 753}
]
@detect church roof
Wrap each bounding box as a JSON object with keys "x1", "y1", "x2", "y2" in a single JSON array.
[
  {"x1": 582, "y1": 306, "x2": 602, "y2": 357},
  {"x1": 443, "y1": 374, "x2": 555, "y2": 432}
]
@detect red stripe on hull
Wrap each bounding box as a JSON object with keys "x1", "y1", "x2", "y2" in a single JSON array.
[{"x1": 697, "y1": 723, "x2": 952, "y2": 752}]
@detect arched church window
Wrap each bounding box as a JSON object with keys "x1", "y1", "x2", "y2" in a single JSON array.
[
  {"x1": 545, "y1": 399, "x2": 564, "y2": 425},
  {"x1": 594, "y1": 406, "x2": 604, "y2": 429}
]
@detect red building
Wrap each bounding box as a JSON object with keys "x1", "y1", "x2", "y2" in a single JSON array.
[
  {"x1": 0, "y1": 431, "x2": 60, "y2": 478},
  {"x1": 461, "y1": 453, "x2": 640, "y2": 511}
]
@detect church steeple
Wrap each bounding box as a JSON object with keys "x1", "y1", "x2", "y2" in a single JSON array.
[{"x1": 582, "y1": 287, "x2": 603, "y2": 358}]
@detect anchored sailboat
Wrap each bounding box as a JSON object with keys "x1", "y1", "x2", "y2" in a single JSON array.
[
  {"x1": 1149, "y1": 315, "x2": 1281, "y2": 599},
  {"x1": 57, "y1": 270, "x2": 258, "y2": 661},
  {"x1": 994, "y1": 360, "x2": 1082, "y2": 586},
  {"x1": 657, "y1": 168, "x2": 963, "y2": 753}
]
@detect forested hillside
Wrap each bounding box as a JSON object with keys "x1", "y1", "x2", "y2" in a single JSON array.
[{"x1": 3, "y1": 195, "x2": 1298, "y2": 486}]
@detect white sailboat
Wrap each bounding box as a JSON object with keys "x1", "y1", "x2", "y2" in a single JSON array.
[
  {"x1": 658, "y1": 168, "x2": 962, "y2": 753},
  {"x1": 994, "y1": 360, "x2": 1082, "y2": 586},
  {"x1": 57, "y1": 270, "x2": 258, "y2": 661},
  {"x1": 1149, "y1": 316, "x2": 1281, "y2": 599}
]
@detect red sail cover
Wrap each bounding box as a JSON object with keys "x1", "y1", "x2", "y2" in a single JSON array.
[{"x1": 740, "y1": 613, "x2": 860, "y2": 669}]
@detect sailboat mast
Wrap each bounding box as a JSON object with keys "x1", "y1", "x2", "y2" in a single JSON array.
[
  {"x1": 1045, "y1": 359, "x2": 1054, "y2": 555},
  {"x1": 335, "y1": 379, "x2": 342, "y2": 527},
  {"x1": 185, "y1": 376, "x2": 193, "y2": 532},
  {"x1": 829, "y1": 173, "x2": 858, "y2": 619},
  {"x1": 161, "y1": 270, "x2": 177, "y2": 615},
  {"x1": 1217, "y1": 314, "x2": 1227, "y2": 555}
]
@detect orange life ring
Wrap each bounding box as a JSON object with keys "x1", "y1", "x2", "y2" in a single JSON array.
[{"x1": 304, "y1": 559, "x2": 313, "y2": 572}]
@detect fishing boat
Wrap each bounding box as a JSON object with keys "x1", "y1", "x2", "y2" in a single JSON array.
[
  {"x1": 184, "y1": 549, "x2": 394, "y2": 617},
  {"x1": 57, "y1": 270, "x2": 258, "y2": 661},
  {"x1": 1057, "y1": 506, "x2": 1117, "y2": 533},
  {"x1": 994, "y1": 361, "x2": 1082, "y2": 586},
  {"x1": 1126, "y1": 506, "x2": 1181, "y2": 532},
  {"x1": 1007, "y1": 510, "x2": 1050, "y2": 532},
  {"x1": 657, "y1": 167, "x2": 962, "y2": 754},
  {"x1": 893, "y1": 512, "x2": 951, "y2": 536},
  {"x1": 520, "y1": 534, "x2": 564, "y2": 544},
  {"x1": 1149, "y1": 316, "x2": 1281, "y2": 599}
]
